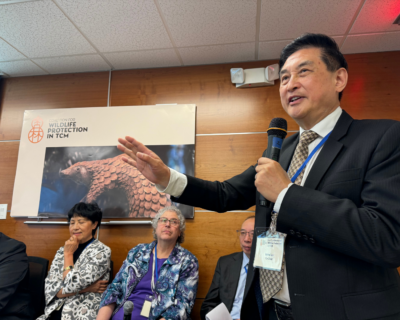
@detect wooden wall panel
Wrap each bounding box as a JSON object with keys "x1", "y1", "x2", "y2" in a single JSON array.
[
  {"x1": 110, "y1": 60, "x2": 300, "y2": 134},
  {"x1": 342, "y1": 52, "x2": 400, "y2": 121},
  {"x1": 0, "y1": 51, "x2": 400, "y2": 320},
  {"x1": 0, "y1": 142, "x2": 18, "y2": 206},
  {"x1": 195, "y1": 132, "x2": 297, "y2": 182},
  {"x1": 0, "y1": 72, "x2": 109, "y2": 141}
]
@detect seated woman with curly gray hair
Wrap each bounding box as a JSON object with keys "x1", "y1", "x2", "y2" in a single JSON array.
[
  {"x1": 37, "y1": 202, "x2": 111, "y2": 320},
  {"x1": 97, "y1": 206, "x2": 199, "y2": 320}
]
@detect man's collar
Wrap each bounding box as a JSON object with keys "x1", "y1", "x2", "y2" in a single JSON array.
[{"x1": 299, "y1": 107, "x2": 342, "y2": 138}]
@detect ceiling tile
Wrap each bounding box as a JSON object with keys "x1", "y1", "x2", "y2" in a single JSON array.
[
  {"x1": 350, "y1": 0, "x2": 400, "y2": 34},
  {"x1": 56, "y1": 0, "x2": 172, "y2": 52},
  {"x1": 258, "y1": 40, "x2": 292, "y2": 61},
  {"x1": 33, "y1": 55, "x2": 110, "y2": 74},
  {"x1": 158, "y1": 0, "x2": 257, "y2": 47},
  {"x1": 0, "y1": 0, "x2": 96, "y2": 58},
  {"x1": 332, "y1": 36, "x2": 345, "y2": 47},
  {"x1": 0, "y1": 60, "x2": 47, "y2": 76},
  {"x1": 104, "y1": 49, "x2": 181, "y2": 70},
  {"x1": 259, "y1": 0, "x2": 361, "y2": 41},
  {"x1": 341, "y1": 32, "x2": 400, "y2": 54},
  {"x1": 0, "y1": 38, "x2": 26, "y2": 61},
  {"x1": 179, "y1": 43, "x2": 255, "y2": 66}
]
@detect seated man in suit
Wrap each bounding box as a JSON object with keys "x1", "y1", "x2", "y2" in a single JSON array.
[
  {"x1": 0, "y1": 232, "x2": 32, "y2": 320},
  {"x1": 200, "y1": 216, "x2": 255, "y2": 320}
]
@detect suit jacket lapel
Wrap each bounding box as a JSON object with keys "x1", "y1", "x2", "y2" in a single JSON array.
[
  {"x1": 304, "y1": 110, "x2": 353, "y2": 190},
  {"x1": 228, "y1": 252, "x2": 244, "y2": 310}
]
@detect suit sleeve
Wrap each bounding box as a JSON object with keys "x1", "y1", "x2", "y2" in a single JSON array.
[
  {"x1": 0, "y1": 240, "x2": 28, "y2": 313},
  {"x1": 172, "y1": 165, "x2": 257, "y2": 213},
  {"x1": 200, "y1": 258, "x2": 222, "y2": 320},
  {"x1": 279, "y1": 121, "x2": 400, "y2": 268}
]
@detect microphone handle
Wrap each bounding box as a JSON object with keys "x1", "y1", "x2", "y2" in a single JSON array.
[
  {"x1": 259, "y1": 135, "x2": 282, "y2": 207},
  {"x1": 123, "y1": 314, "x2": 132, "y2": 320}
]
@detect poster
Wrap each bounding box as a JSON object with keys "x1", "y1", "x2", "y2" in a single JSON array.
[{"x1": 11, "y1": 105, "x2": 196, "y2": 218}]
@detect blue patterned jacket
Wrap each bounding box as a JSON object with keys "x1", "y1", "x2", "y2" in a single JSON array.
[{"x1": 100, "y1": 241, "x2": 199, "y2": 320}]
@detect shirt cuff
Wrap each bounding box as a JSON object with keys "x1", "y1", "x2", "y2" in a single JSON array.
[
  {"x1": 273, "y1": 183, "x2": 294, "y2": 213},
  {"x1": 155, "y1": 168, "x2": 188, "y2": 198}
]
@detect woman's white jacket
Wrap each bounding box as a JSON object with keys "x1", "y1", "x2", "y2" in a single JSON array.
[{"x1": 37, "y1": 239, "x2": 111, "y2": 320}]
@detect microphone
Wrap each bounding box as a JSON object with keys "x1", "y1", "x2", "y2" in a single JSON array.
[
  {"x1": 123, "y1": 301, "x2": 134, "y2": 320},
  {"x1": 259, "y1": 118, "x2": 288, "y2": 207}
]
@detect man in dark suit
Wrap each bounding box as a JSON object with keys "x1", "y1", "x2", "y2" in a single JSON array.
[
  {"x1": 118, "y1": 33, "x2": 400, "y2": 320},
  {"x1": 0, "y1": 232, "x2": 33, "y2": 320},
  {"x1": 200, "y1": 216, "x2": 255, "y2": 320}
]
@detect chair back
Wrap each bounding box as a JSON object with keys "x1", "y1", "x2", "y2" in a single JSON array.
[
  {"x1": 28, "y1": 256, "x2": 49, "y2": 318},
  {"x1": 109, "y1": 260, "x2": 114, "y2": 283}
]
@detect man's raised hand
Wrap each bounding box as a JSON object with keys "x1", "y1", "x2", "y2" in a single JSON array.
[{"x1": 117, "y1": 136, "x2": 170, "y2": 188}]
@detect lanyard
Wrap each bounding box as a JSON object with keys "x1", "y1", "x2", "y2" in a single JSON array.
[
  {"x1": 151, "y1": 245, "x2": 159, "y2": 292},
  {"x1": 244, "y1": 264, "x2": 248, "y2": 274},
  {"x1": 269, "y1": 131, "x2": 332, "y2": 234},
  {"x1": 155, "y1": 245, "x2": 159, "y2": 282},
  {"x1": 289, "y1": 131, "x2": 332, "y2": 183}
]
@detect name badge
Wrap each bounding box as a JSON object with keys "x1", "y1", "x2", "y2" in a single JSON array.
[
  {"x1": 140, "y1": 295, "x2": 152, "y2": 318},
  {"x1": 254, "y1": 230, "x2": 286, "y2": 271}
]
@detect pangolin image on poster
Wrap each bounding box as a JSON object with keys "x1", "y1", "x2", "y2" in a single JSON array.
[
  {"x1": 11, "y1": 105, "x2": 196, "y2": 218},
  {"x1": 39, "y1": 145, "x2": 194, "y2": 218}
]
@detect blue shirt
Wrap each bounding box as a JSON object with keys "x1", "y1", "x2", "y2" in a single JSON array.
[{"x1": 230, "y1": 252, "x2": 249, "y2": 320}]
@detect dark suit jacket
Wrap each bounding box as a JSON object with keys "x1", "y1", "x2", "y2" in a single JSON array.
[
  {"x1": 0, "y1": 233, "x2": 33, "y2": 320},
  {"x1": 200, "y1": 252, "x2": 243, "y2": 320},
  {"x1": 172, "y1": 111, "x2": 400, "y2": 320}
]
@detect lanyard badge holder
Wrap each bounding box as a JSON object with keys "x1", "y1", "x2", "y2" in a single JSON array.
[
  {"x1": 254, "y1": 218, "x2": 286, "y2": 271},
  {"x1": 254, "y1": 131, "x2": 332, "y2": 271},
  {"x1": 140, "y1": 245, "x2": 159, "y2": 318}
]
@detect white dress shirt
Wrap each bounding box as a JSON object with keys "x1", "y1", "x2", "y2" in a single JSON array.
[
  {"x1": 231, "y1": 253, "x2": 249, "y2": 320},
  {"x1": 156, "y1": 106, "x2": 343, "y2": 304}
]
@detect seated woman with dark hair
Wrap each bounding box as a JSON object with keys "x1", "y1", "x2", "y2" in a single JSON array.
[
  {"x1": 97, "y1": 206, "x2": 199, "y2": 320},
  {"x1": 37, "y1": 202, "x2": 111, "y2": 320}
]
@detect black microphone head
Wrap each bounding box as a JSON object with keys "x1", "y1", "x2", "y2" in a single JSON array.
[
  {"x1": 123, "y1": 301, "x2": 134, "y2": 315},
  {"x1": 267, "y1": 118, "x2": 288, "y2": 139}
]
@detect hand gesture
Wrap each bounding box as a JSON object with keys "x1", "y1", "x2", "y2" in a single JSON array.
[
  {"x1": 117, "y1": 136, "x2": 171, "y2": 188},
  {"x1": 64, "y1": 235, "x2": 79, "y2": 255},
  {"x1": 84, "y1": 280, "x2": 109, "y2": 294}
]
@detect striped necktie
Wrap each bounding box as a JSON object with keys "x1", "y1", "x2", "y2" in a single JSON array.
[{"x1": 259, "y1": 130, "x2": 319, "y2": 303}]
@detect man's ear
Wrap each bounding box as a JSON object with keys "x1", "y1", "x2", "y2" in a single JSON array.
[{"x1": 335, "y1": 68, "x2": 348, "y2": 95}]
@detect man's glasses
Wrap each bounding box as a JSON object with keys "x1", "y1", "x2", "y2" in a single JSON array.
[
  {"x1": 236, "y1": 230, "x2": 254, "y2": 239},
  {"x1": 158, "y1": 217, "x2": 180, "y2": 227}
]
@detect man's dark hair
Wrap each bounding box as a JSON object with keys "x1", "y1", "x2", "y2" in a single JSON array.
[
  {"x1": 279, "y1": 33, "x2": 348, "y2": 101},
  {"x1": 67, "y1": 202, "x2": 102, "y2": 236}
]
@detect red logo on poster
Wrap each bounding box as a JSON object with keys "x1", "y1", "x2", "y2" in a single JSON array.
[{"x1": 28, "y1": 117, "x2": 44, "y2": 143}]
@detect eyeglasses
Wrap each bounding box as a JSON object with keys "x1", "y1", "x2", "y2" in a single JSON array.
[
  {"x1": 236, "y1": 230, "x2": 254, "y2": 239},
  {"x1": 158, "y1": 217, "x2": 180, "y2": 227}
]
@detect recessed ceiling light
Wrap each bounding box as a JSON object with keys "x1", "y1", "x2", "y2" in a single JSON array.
[{"x1": 0, "y1": 0, "x2": 41, "y2": 5}]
